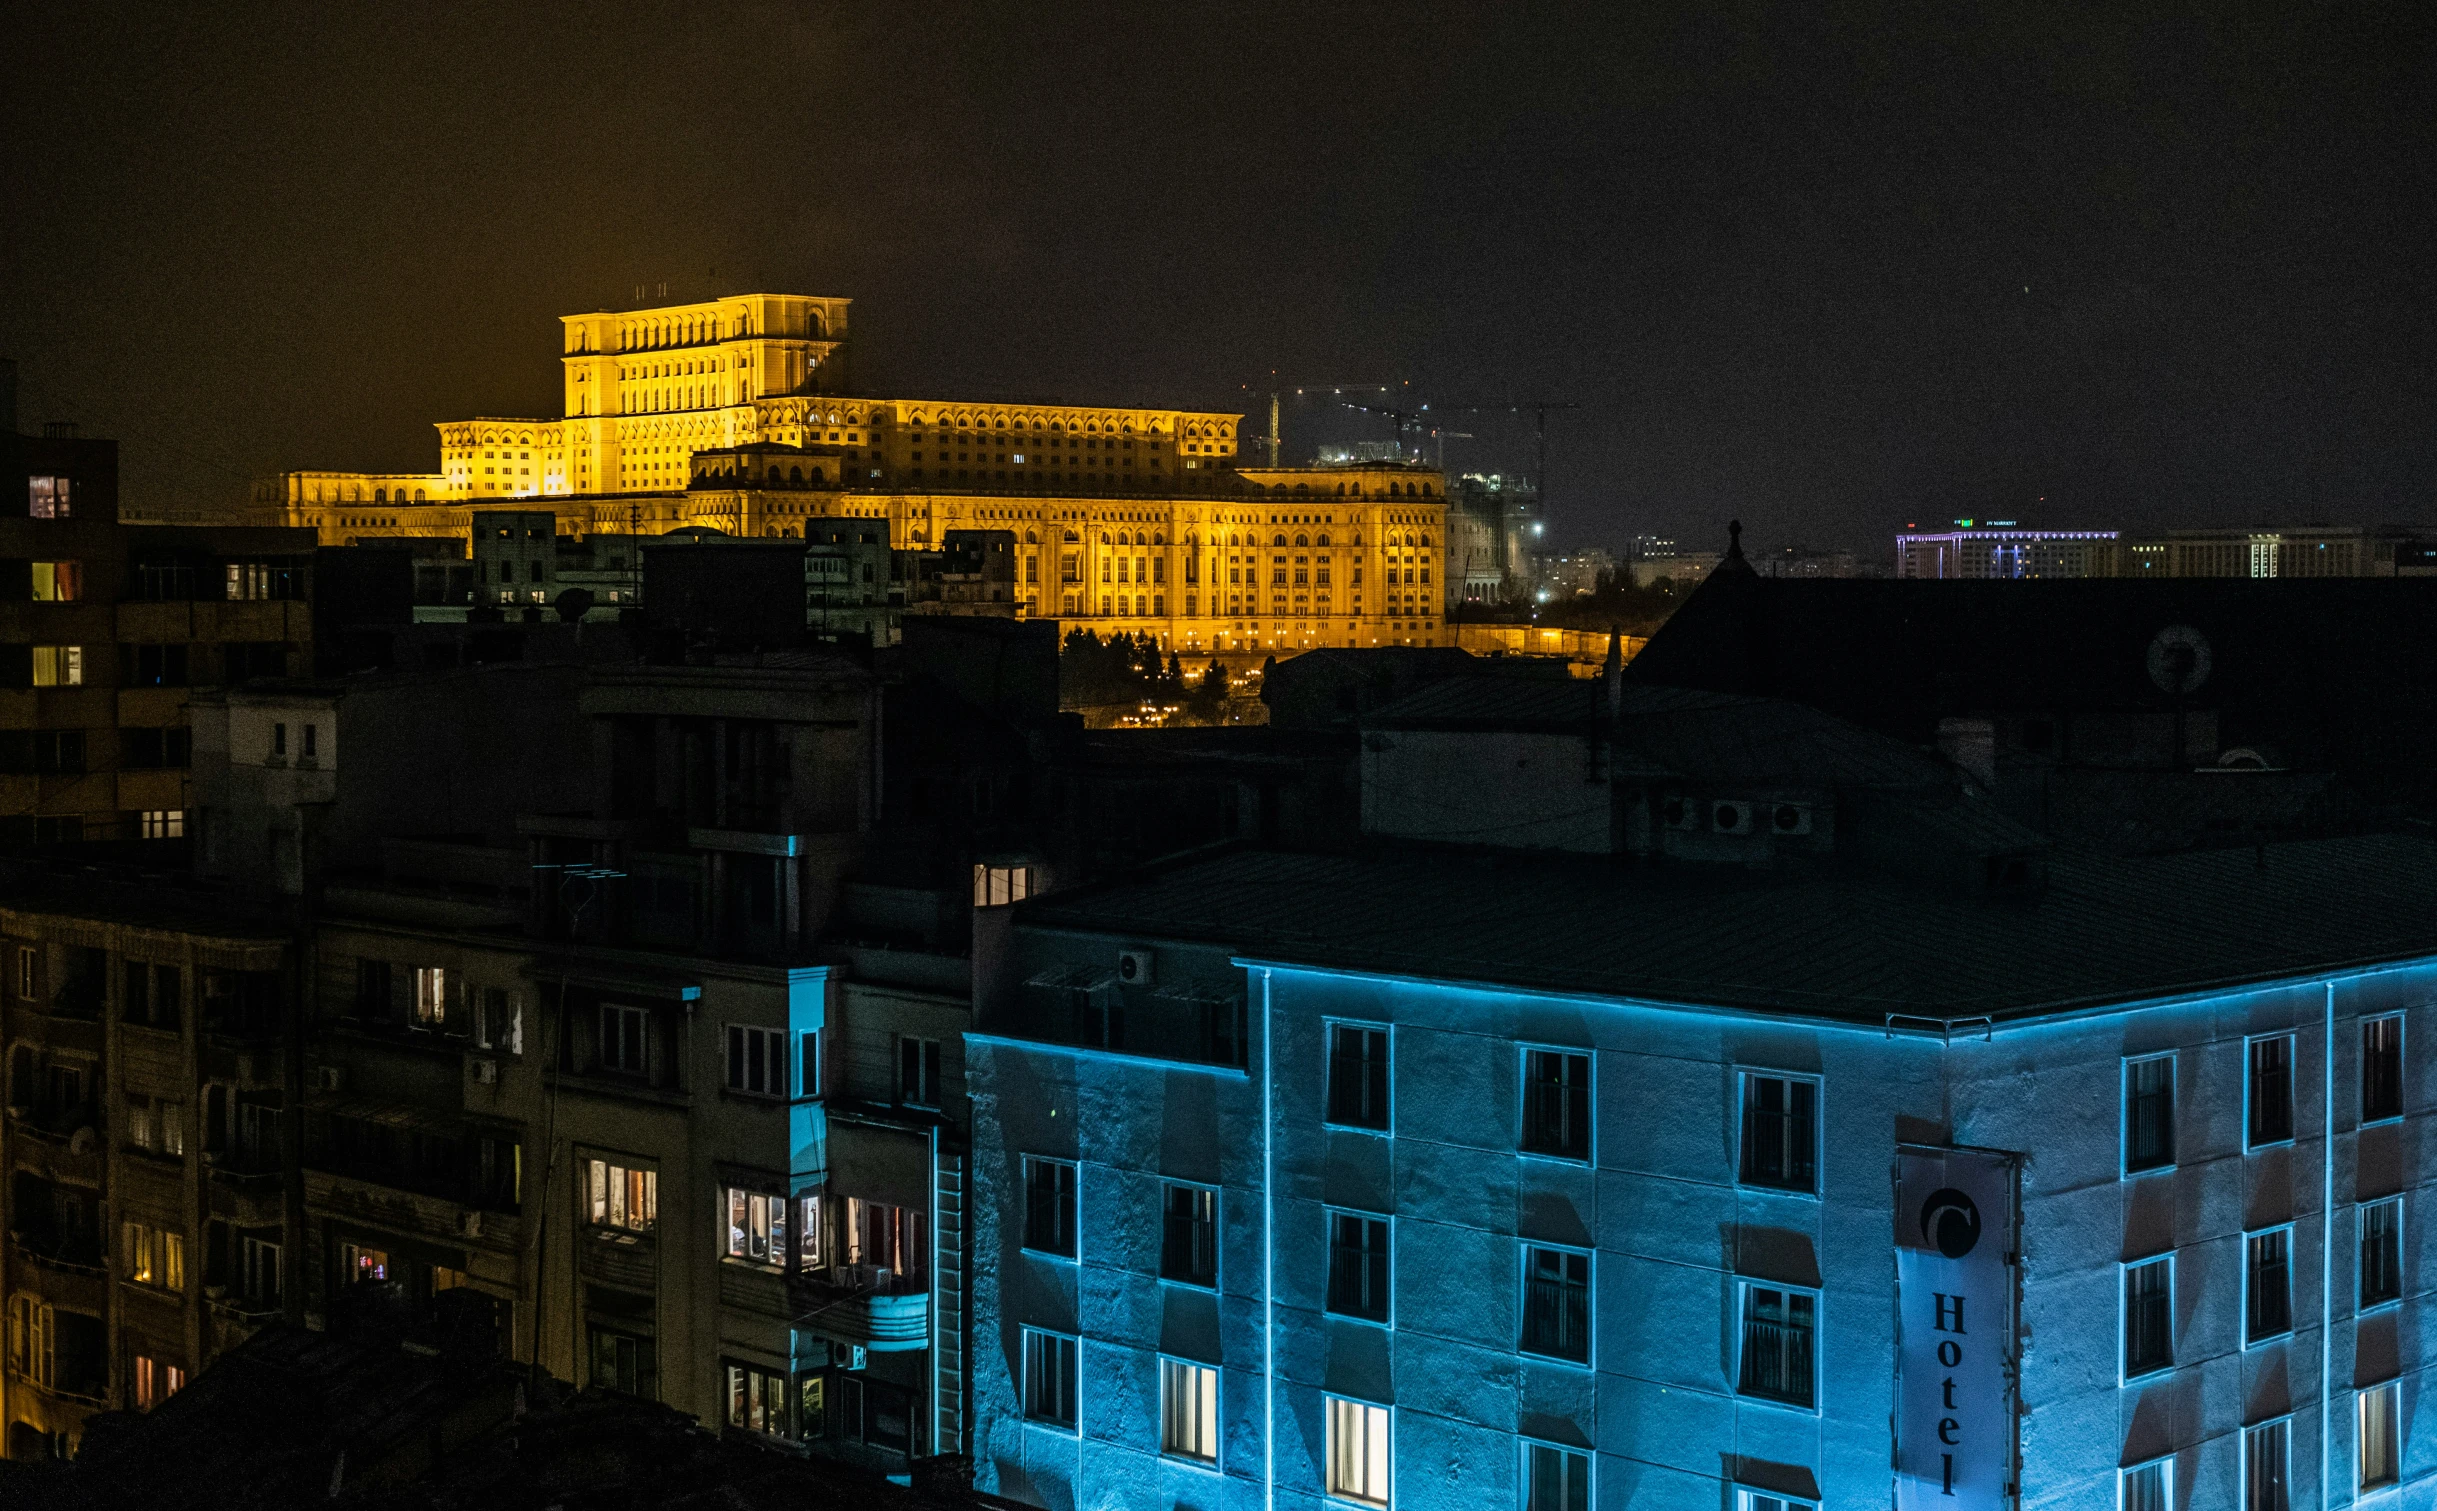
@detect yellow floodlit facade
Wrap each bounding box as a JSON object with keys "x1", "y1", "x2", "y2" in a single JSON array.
[{"x1": 253, "y1": 292, "x2": 1455, "y2": 651}]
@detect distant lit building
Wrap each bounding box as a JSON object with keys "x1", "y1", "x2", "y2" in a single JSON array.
[
  {"x1": 2116, "y1": 526, "x2": 2428, "y2": 578},
  {"x1": 1895, "y1": 522, "x2": 2119, "y2": 579},
  {"x1": 1534, "y1": 548, "x2": 1614, "y2": 598}
]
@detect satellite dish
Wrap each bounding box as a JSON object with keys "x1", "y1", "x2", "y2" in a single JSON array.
[
  {"x1": 2146, "y1": 625, "x2": 2212, "y2": 696},
  {"x1": 69, "y1": 1125, "x2": 95, "y2": 1156}
]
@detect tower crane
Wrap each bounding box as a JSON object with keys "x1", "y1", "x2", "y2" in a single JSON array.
[{"x1": 1239, "y1": 377, "x2": 1397, "y2": 468}]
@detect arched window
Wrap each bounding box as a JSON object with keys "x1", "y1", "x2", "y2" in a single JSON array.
[
  {"x1": 1295, "y1": 533, "x2": 1309, "y2": 547},
  {"x1": 414, "y1": 489, "x2": 426, "y2": 502},
  {"x1": 1317, "y1": 533, "x2": 1331, "y2": 547},
  {"x1": 373, "y1": 488, "x2": 387, "y2": 503},
  {"x1": 1422, "y1": 534, "x2": 1433, "y2": 548},
  {"x1": 1153, "y1": 532, "x2": 1165, "y2": 546},
  {"x1": 1273, "y1": 533, "x2": 1287, "y2": 547},
  {"x1": 789, "y1": 467, "x2": 803, "y2": 483},
  {"x1": 1063, "y1": 529, "x2": 1080, "y2": 542},
  {"x1": 1026, "y1": 530, "x2": 1039, "y2": 544},
  {"x1": 769, "y1": 466, "x2": 784, "y2": 483}
]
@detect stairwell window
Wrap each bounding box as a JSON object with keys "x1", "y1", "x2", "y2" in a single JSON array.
[
  {"x1": 1325, "y1": 1396, "x2": 1391, "y2": 1507},
  {"x1": 2360, "y1": 1196, "x2": 2403, "y2": 1311},
  {"x1": 1022, "y1": 1156, "x2": 1077, "y2": 1258},
  {"x1": 2359, "y1": 1380, "x2": 2400, "y2": 1493},
  {"x1": 2362, "y1": 1014, "x2": 2403, "y2": 1124},
  {"x1": 1524, "y1": 1442, "x2": 1591, "y2": 1511},
  {"x1": 897, "y1": 1035, "x2": 942, "y2": 1107},
  {"x1": 1520, "y1": 1046, "x2": 1592, "y2": 1162},
  {"x1": 2122, "y1": 1255, "x2": 2173, "y2": 1379},
  {"x1": 2244, "y1": 1225, "x2": 2293, "y2": 1346},
  {"x1": 1158, "y1": 1357, "x2": 1219, "y2": 1464},
  {"x1": 2247, "y1": 1034, "x2": 2294, "y2": 1148},
  {"x1": 1738, "y1": 1071, "x2": 1817, "y2": 1193},
  {"x1": 1735, "y1": 1283, "x2": 1817, "y2": 1408},
  {"x1": 725, "y1": 1024, "x2": 782, "y2": 1097},
  {"x1": 2243, "y1": 1417, "x2": 2289, "y2": 1511},
  {"x1": 1325, "y1": 1021, "x2": 1391, "y2": 1132},
  {"x1": 1021, "y1": 1328, "x2": 1077, "y2": 1429},
  {"x1": 2124, "y1": 1054, "x2": 2176, "y2": 1174}
]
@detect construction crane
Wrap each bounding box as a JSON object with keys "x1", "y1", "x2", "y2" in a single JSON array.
[
  {"x1": 1240, "y1": 377, "x2": 1396, "y2": 467},
  {"x1": 1333, "y1": 381, "x2": 1432, "y2": 459},
  {"x1": 1422, "y1": 399, "x2": 1581, "y2": 503}
]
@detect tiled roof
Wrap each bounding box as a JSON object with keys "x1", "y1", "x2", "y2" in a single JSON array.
[{"x1": 1016, "y1": 834, "x2": 2437, "y2": 1022}]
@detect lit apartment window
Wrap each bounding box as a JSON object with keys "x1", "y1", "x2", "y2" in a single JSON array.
[
  {"x1": 31, "y1": 561, "x2": 82, "y2": 601},
  {"x1": 1022, "y1": 1156, "x2": 1077, "y2": 1258},
  {"x1": 1325, "y1": 1210, "x2": 1392, "y2": 1325},
  {"x1": 2359, "y1": 1380, "x2": 2400, "y2": 1493},
  {"x1": 2245, "y1": 1226, "x2": 2293, "y2": 1345},
  {"x1": 1525, "y1": 1442, "x2": 1590, "y2": 1511},
  {"x1": 1159, "y1": 1357, "x2": 1219, "y2": 1464},
  {"x1": 1325, "y1": 1396, "x2": 1391, "y2": 1507},
  {"x1": 1741, "y1": 1496, "x2": 1816, "y2": 1511},
  {"x1": 2124, "y1": 1054, "x2": 2176, "y2": 1173},
  {"x1": 343, "y1": 1242, "x2": 390, "y2": 1282},
  {"x1": 2122, "y1": 1255, "x2": 2173, "y2": 1377},
  {"x1": 133, "y1": 1354, "x2": 186, "y2": 1409},
  {"x1": 6, "y1": 1295, "x2": 54, "y2": 1386},
  {"x1": 123, "y1": 1222, "x2": 185, "y2": 1290},
  {"x1": 1021, "y1": 1328, "x2": 1077, "y2": 1429},
  {"x1": 1520, "y1": 1047, "x2": 1592, "y2": 1161},
  {"x1": 2360, "y1": 1196, "x2": 2403, "y2": 1310},
  {"x1": 2362, "y1": 1014, "x2": 2403, "y2": 1123},
  {"x1": 898, "y1": 1036, "x2": 942, "y2": 1106},
  {"x1": 31, "y1": 646, "x2": 81, "y2": 686},
  {"x1": 139, "y1": 809, "x2": 184, "y2": 840},
  {"x1": 1160, "y1": 1182, "x2": 1218, "y2": 1289},
  {"x1": 2248, "y1": 1034, "x2": 2294, "y2": 1147},
  {"x1": 585, "y1": 1159, "x2": 657, "y2": 1233},
  {"x1": 1738, "y1": 1072, "x2": 1817, "y2": 1193},
  {"x1": 1521, "y1": 1245, "x2": 1591, "y2": 1364},
  {"x1": 2120, "y1": 1458, "x2": 2170, "y2": 1511},
  {"x1": 725, "y1": 1189, "x2": 787, "y2": 1267},
  {"x1": 28, "y1": 476, "x2": 71, "y2": 518},
  {"x1": 412, "y1": 966, "x2": 449, "y2": 1030},
  {"x1": 724, "y1": 1024, "x2": 782, "y2": 1096},
  {"x1": 2244, "y1": 1417, "x2": 2290, "y2": 1511},
  {"x1": 601, "y1": 1003, "x2": 648, "y2": 1073},
  {"x1": 1325, "y1": 1022, "x2": 1391, "y2": 1131},
  {"x1": 726, "y1": 1361, "x2": 791, "y2": 1437},
  {"x1": 972, "y1": 864, "x2": 1033, "y2": 906},
  {"x1": 1736, "y1": 1283, "x2": 1816, "y2": 1408}
]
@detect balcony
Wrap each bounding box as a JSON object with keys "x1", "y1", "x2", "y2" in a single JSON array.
[{"x1": 788, "y1": 1266, "x2": 930, "y2": 1352}]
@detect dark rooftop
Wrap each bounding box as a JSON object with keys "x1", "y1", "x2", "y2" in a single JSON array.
[{"x1": 1015, "y1": 831, "x2": 2437, "y2": 1023}]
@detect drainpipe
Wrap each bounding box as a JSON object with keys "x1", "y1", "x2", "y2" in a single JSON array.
[
  {"x1": 1263, "y1": 966, "x2": 1276, "y2": 1511},
  {"x1": 2321, "y1": 979, "x2": 2335, "y2": 1511},
  {"x1": 929, "y1": 1120, "x2": 941, "y2": 1462}
]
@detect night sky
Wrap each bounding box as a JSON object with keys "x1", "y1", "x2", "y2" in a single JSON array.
[{"x1": 4, "y1": 3, "x2": 2431, "y2": 555}]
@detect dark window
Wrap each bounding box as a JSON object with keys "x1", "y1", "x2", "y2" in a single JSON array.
[
  {"x1": 2362, "y1": 1015, "x2": 2403, "y2": 1123},
  {"x1": 2125, "y1": 1056, "x2": 2175, "y2": 1173},
  {"x1": 2244, "y1": 1419, "x2": 2289, "y2": 1511},
  {"x1": 2359, "y1": 1198, "x2": 2402, "y2": 1310},
  {"x1": 2248, "y1": 1036, "x2": 2293, "y2": 1147},
  {"x1": 724, "y1": 1025, "x2": 781, "y2": 1096},
  {"x1": 601, "y1": 1004, "x2": 648, "y2": 1074},
  {"x1": 1325, "y1": 1211, "x2": 1390, "y2": 1323},
  {"x1": 354, "y1": 960, "x2": 392, "y2": 1021},
  {"x1": 589, "y1": 1327, "x2": 655, "y2": 1398},
  {"x1": 1022, "y1": 1157, "x2": 1076, "y2": 1258},
  {"x1": 1022, "y1": 1329, "x2": 1077, "y2": 1427},
  {"x1": 1525, "y1": 1443, "x2": 1591, "y2": 1511},
  {"x1": 1520, "y1": 1246, "x2": 1590, "y2": 1363},
  {"x1": 1325, "y1": 1024, "x2": 1389, "y2": 1131},
  {"x1": 1739, "y1": 1074, "x2": 1817, "y2": 1192},
  {"x1": 1736, "y1": 1285, "x2": 1815, "y2": 1407},
  {"x1": 1159, "y1": 1183, "x2": 1217, "y2": 1288},
  {"x1": 799, "y1": 1031, "x2": 820, "y2": 1097},
  {"x1": 1521, "y1": 1048, "x2": 1591, "y2": 1161},
  {"x1": 2245, "y1": 1228, "x2": 2292, "y2": 1344},
  {"x1": 898, "y1": 1036, "x2": 942, "y2": 1106},
  {"x1": 121, "y1": 644, "x2": 191, "y2": 687},
  {"x1": 2123, "y1": 1257, "x2": 2172, "y2": 1377}
]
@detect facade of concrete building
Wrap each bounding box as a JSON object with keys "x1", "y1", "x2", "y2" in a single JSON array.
[
  {"x1": 965, "y1": 837, "x2": 2437, "y2": 1511},
  {"x1": 1895, "y1": 526, "x2": 2120, "y2": 579}
]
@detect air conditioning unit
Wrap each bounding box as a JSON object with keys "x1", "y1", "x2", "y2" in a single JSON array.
[
  {"x1": 1116, "y1": 948, "x2": 1156, "y2": 987},
  {"x1": 1710, "y1": 801, "x2": 1752, "y2": 834},
  {"x1": 312, "y1": 1065, "x2": 344, "y2": 1093},
  {"x1": 1770, "y1": 802, "x2": 1814, "y2": 836},
  {"x1": 457, "y1": 1211, "x2": 484, "y2": 1238},
  {"x1": 829, "y1": 1339, "x2": 868, "y2": 1372},
  {"x1": 469, "y1": 1058, "x2": 498, "y2": 1086},
  {"x1": 1661, "y1": 796, "x2": 1699, "y2": 831}
]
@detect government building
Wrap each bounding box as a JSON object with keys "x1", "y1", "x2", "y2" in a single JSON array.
[{"x1": 249, "y1": 292, "x2": 1455, "y2": 655}]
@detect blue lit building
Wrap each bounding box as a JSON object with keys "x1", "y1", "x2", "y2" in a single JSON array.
[{"x1": 961, "y1": 677, "x2": 2437, "y2": 1509}]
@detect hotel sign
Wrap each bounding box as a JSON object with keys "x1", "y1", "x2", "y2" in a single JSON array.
[{"x1": 1895, "y1": 1145, "x2": 2018, "y2": 1509}]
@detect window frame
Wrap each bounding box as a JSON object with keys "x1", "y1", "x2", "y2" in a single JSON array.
[
  {"x1": 1517, "y1": 1241, "x2": 1593, "y2": 1368},
  {"x1": 724, "y1": 1186, "x2": 788, "y2": 1268},
  {"x1": 1733, "y1": 1278, "x2": 1820, "y2": 1412},
  {"x1": 1735, "y1": 1068, "x2": 1820, "y2": 1196},
  {"x1": 1323, "y1": 1018, "x2": 1393, "y2": 1134},
  {"x1": 2361, "y1": 1012, "x2": 2404, "y2": 1126},
  {"x1": 1323, "y1": 1393, "x2": 1393, "y2": 1508},
  {"x1": 1738, "y1": 1492, "x2": 1817, "y2": 1511},
  {"x1": 723, "y1": 1358, "x2": 795, "y2": 1440},
  {"x1": 600, "y1": 1002, "x2": 649, "y2": 1076},
  {"x1": 2120, "y1": 1252, "x2": 2175, "y2": 1382},
  {"x1": 2122, "y1": 1052, "x2": 2178, "y2": 1176},
  {"x1": 1522, "y1": 1438, "x2": 1593, "y2": 1511},
  {"x1": 1020, "y1": 1326, "x2": 1079, "y2": 1432},
  {"x1": 1156, "y1": 1354, "x2": 1222, "y2": 1468},
  {"x1": 1020, "y1": 1155, "x2": 1078, "y2": 1261},
  {"x1": 2243, "y1": 1223, "x2": 2295, "y2": 1348},
  {"x1": 2118, "y1": 1457, "x2": 2172, "y2": 1511},
  {"x1": 2244, "y1": 1032, "x2": 2297, "y2": 1150},
  {"x1": 2358, "y1": 1194, "x2": 2404, "y2": 1314},
  {"x1": 2242, "y1": 1415, "x2": 2291, "y2": 1511},
  {"x1": 1158, "y1": 1179, "x2": 1220, "y2": 1291},
  {"x1": 723, "y1": 1023, "x2": 783, "y2": 1099},
  {"x1": 2358, "y1": 1379, "x2": 2401, "y2": 1494},
  {"x1": 1323, "y1": 1206, "x2": 1394, "y2": 1328},
  {"x1": 897, "y1": 1034, "x2": 943, "y2": 1107},
  {"x1": 1517, "y1": 1043, "x2": 1594, "y2": 1165}
]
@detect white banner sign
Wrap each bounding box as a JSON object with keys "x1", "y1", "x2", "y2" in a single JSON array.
[{"x1": 1896, "y1": 1146, "x2": 2015, "y2": 1510}]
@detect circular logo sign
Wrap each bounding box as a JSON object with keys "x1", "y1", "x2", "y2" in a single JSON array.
[{"x1": 1920, "y1": 1188, "x2": 1982, "y2": 1259}]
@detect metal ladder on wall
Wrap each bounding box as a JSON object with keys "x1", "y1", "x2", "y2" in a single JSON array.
[{"x1": 933, "y1": 1154, "x2": 967, "y2": 1457}]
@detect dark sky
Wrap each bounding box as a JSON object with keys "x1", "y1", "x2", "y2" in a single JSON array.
[{"x1": 5, "y1": 2, "x2": 2432, "y2": 555}]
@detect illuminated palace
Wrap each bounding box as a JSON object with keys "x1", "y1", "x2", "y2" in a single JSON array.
[{"x1": 257, "y1": 292, "x2": 1453, "y2": 652}]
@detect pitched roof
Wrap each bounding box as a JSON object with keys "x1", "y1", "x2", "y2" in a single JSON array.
[{"x1": 1016, "y1": 833, "x2": 2437, "y2": 1023}]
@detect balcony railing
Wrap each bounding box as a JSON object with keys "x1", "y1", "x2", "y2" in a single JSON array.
[{"x1": 789, "y1": 1266, "x2": 930, "y2": 1351}]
